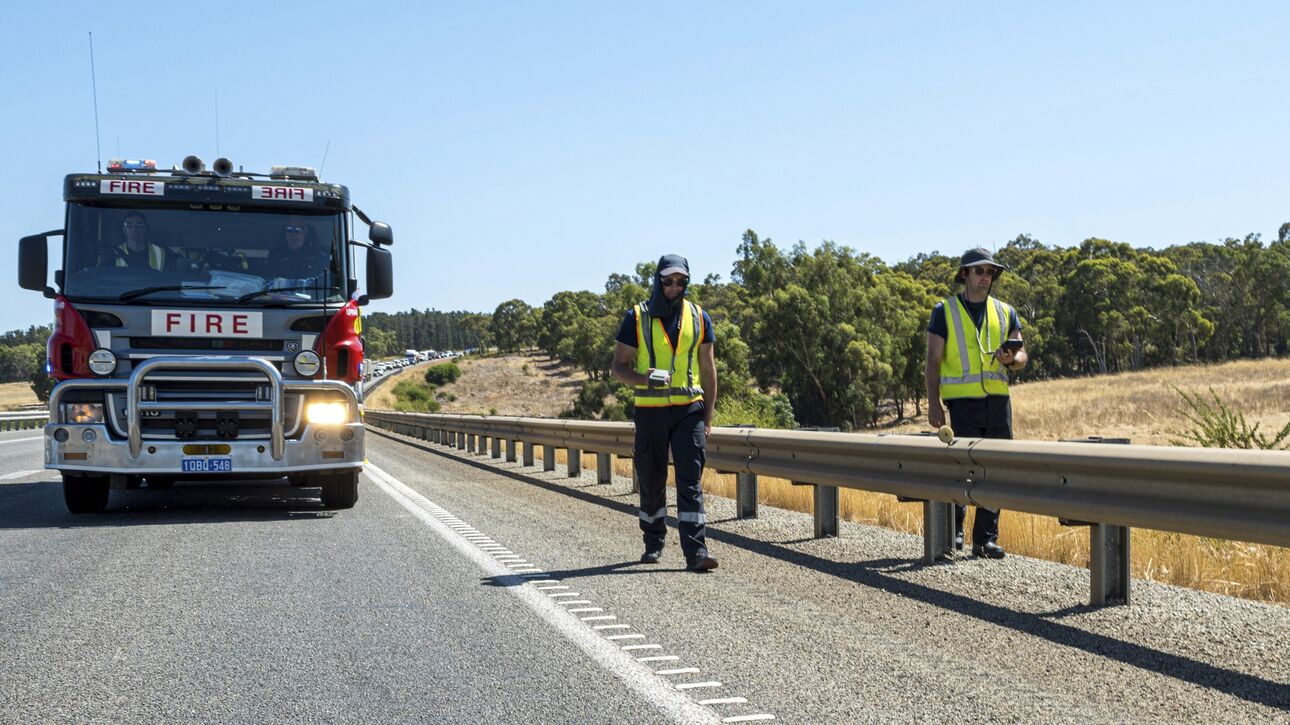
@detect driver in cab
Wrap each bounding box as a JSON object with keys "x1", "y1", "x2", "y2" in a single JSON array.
[{"x1": 107, "y1": 211, "x2": 169, "y2": 271}]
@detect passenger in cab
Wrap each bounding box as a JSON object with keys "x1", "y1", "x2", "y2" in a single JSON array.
[{"x1": 267, "y1": 216, "x2": 331, "y2": 280}]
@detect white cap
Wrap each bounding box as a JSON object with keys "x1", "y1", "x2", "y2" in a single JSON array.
[{"x1": 659, "y1": 266, "x2": 688, "y2": 278}]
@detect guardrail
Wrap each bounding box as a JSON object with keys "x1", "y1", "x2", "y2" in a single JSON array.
[
  {"x1": 364, "y1": 410, "x2": 1290, "y2": 607},
  {"x1": 0, "y1": 410, "x2": 49, "y2": 431}
]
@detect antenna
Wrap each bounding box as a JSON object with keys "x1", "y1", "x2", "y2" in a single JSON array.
[
  {"x1": 88, "y1": 32, "x2": 102, "y2": 173},
  {"x1": 319, "y1": 139, "x2": 331, "y2": 177},
  {"x1": 214, "y1": 89, "x2": 220, "y2": 157}
]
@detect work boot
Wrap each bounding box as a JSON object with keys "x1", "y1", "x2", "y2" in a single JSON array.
[
  {"x1": 954, "y1": 531, "x2": 965, "y2": 551},
  {"x1": 972, "y1": 541, "x2": 1006, "y2": 559},
  {"x1": 686, "y1": 551, "x2": 718, "y2": 572},
  {"x1": 640, "y1": 548, "x2": 662, "y2": 564}
]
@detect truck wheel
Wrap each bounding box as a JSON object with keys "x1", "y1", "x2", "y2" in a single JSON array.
[
  {"x1": 63, "y1": 474, "x2": 110, "y2": 514},
  {"x1": 319, "y1": 470, "x2": 359, "y2": 509}
]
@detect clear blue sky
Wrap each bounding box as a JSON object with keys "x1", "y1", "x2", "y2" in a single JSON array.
[{"x1": 2, "y1": 2, "x2": 1288, "y2": 331}]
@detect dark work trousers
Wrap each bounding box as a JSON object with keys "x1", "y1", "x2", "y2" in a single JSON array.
[
  {"x1": 634, "y1": 403, "x2": 708, "y2": 558},
  {"x1": 946, "y1": 395, "x2": 1012, "y2": 544}
]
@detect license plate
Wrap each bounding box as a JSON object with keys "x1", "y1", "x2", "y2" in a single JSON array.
[{"x1": 181, "y1": 457, "x2": 232, "y2": 473}]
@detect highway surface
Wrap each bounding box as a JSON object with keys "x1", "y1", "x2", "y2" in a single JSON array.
[{"x1": 1, "y1": 425, "x2": 1286, "y2": 723}]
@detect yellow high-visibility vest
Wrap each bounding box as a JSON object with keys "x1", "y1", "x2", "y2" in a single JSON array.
[
  {"x1": 940, "y1": 295, "x2": 1013, "y2": 399},
  {"x1": 115, "y1": 242, "x2": 166, "y2": 271},
  {"x1": 633, "y1": 300, "x2": 705, "y2": 408}
]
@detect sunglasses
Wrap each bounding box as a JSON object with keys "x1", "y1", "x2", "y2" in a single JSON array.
[
  {"x1": 968, "y1": 266, "x2": 996, "y2": 277},
  {"x1": 284, "y1": 226, "x2": 305, "y2": 233},
  {"x1": 661, "y1": 277, "x2": 688, "y2": 288}
]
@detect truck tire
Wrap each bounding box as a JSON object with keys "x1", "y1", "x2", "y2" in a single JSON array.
[
  {"x1": 319, "y1": 470, "x2": 359, "y2": 509},
  {"x1": 63, "y1": 474, "x2": 110, "y2": 514}
]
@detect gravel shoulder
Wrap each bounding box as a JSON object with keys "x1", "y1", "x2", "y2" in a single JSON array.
[{"x1": 368, "y1": 428, "x2": 1290, "y2": 723}]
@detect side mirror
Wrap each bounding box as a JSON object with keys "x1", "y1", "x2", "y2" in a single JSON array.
[
  {"x1": 368, "y1": 222, "x2": 393, "y2": 246},
  {"x1": 18, "y1": 235, "x2": 52, "y2": 295},
  {"x1": 365, "y1": 246, "x2": 394, "y2": 300}
]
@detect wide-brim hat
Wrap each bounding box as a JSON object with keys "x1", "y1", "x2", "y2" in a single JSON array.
[{"x1": 955, "y1": 247, "x2": 1006, "y2": 283}]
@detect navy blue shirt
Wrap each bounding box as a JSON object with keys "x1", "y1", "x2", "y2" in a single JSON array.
[
  {"x1": 616, "y1": 305, "x2": 716, "y2": 350},
  {"x1": 927, "y1": 294, "x2": 1022, "y2": 340}
]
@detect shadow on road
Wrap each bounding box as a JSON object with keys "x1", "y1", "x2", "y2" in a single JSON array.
[
  {"x1": 371, "y1": 426, "x2": 1290, "y2": 711},
  {"x1": 0, "y1": 479, "x2": 336, "y2": 529}
]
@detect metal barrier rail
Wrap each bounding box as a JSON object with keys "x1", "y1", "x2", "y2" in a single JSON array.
[
  {"x1": 0, "y1": 411, "x2": 50, "y2": 431},
  {"x1": 364, "y1": 410, "x2": 1290, "y2": 606}
]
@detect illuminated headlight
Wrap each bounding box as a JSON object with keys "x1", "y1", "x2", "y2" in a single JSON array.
[
  {"x1": 306, "y1": 402, "x2": 348, "y2": 426},
  {"x1": 294, "y1": 350, "x2": 322, "y2": 377},
  {"x1": 88, "y1": 349, "x2": 117, "y2": 376},
  {"x1": 61, "y1": 403, "x2": 104, "y2": 424}
]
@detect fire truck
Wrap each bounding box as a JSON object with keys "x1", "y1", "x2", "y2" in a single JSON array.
[{"x1": 17, "y1": 156, "x2": 395, "y2": 513}]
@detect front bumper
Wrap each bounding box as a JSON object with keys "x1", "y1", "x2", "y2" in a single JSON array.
[
  {"x1": 46, "y1": 355, "x2": 364, "y2": 475},
  {"x1": 44, "y1": 422, "x2": 364, "y2": 474}
]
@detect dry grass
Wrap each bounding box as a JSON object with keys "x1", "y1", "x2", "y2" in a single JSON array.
[
  {"x1": 514, "y1": 356, "x2": 1290, "y2": 606},
  {"x1": 435, "y1": 351, "x2": 588, "y2": 418},
  {"x1": 0, "y1": 382, "x2": 40, "y2": 411}
]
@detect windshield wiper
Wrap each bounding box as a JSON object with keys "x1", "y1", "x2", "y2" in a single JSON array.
[
  {"x1": 118, "y1": 285, "x2": 224, "y2": 302},
  {"x1": 236, "y1": 286, "x2": 339, "y2": 304}
]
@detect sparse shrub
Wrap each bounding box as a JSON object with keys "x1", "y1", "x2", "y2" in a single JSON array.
[
  {"x1": 1172, "y1": 387, "x2": 1290, "y2": 450},
  {"x1": 424, "y1": 362, "x2": 461, "y2": 386},
  {"x1": 392, "y1": 380, "x2": 441, "y2": 413}
]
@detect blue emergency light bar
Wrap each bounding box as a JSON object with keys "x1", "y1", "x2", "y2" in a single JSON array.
[{"x1": 106, "y1": 159, "x2": 158, "y2": 172}]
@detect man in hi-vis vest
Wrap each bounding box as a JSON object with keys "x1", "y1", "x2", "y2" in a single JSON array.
[
  {"x1": 925, "y1": 247, "x2": 1027, "y2": 559},
  {"x1": 611, "y1": 254, "x2": 719, "y2": 571}
]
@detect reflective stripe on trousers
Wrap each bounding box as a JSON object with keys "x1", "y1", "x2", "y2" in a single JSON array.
[{"x1": 633, "y1": 404, "x2": 708, "y2": 557}]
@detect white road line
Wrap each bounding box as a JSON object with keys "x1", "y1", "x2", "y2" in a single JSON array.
[
  {"x1": 676, "y1": 682, "x2": 722, "y2": 690},
  {"x1": 657, "y1": 668, "x2": 701, "y2": 676},
  {"x1": 364, "y1": 463, "x2": 719, "y2": 724},
  {"x1": 567, "y1": 607, "x2": 603, "y2": 613},
  {"x1": 0, "y1": 469, "x2": 45, "y2": 481},
  {"x1": 699, "y1": 698, "x2": 748, "y2": 705},
  {"x1": 0, "y1": 436, "x2": 41, "y2": 446},
  {"x1": 547, "y1": 593, "x2": 582, "y2": 598},
  {"x1": 580, "y1": 615, "x2": 616, "y2": 621},
  {"x1": 639, "y1": 656, "x2": 681, "y2": 663},
  {"x1": 722, "y1": 715, "x2": 775, "y2": 723},
  {"x1": 606, "y1": 634, "x2": 647, "y2": 641},
  {"x1": 534, "y1": 585, "x2": 570, "y2": 590},
  {"x1": 593, "y1": 624, "x2": 631, "y2": 630},
  {"x1": 559, "y1": 600, "x2": 594, "y2": 605},
  {"x1": 621, "y1": 644, "x2": 663, "y2": 651}
]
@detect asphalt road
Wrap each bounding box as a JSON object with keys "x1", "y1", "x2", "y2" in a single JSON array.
[{"x1": 1, "y1": 426, "x2": 1286, "y2": 723}]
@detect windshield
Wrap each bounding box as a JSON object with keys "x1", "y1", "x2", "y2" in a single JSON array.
[{"x1": 63, "y1": 203, "x2": 347, "y2": 305}]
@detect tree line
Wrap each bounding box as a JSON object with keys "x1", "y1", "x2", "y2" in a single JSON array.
[
  {"x1": 2, "y1": 228, "x2": 1284, "y2": 425},
  {"x1": 419, "y1": 229, "x2": 1289, "y2": 429}
]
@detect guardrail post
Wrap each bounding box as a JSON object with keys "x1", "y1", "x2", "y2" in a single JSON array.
[
  {"x1": 630, "y1": 465, "x2": 640, "y2": 494},
  {"x1": 467, "y1": 434, "x2": 476, "y2": 453},
  {"x1": 491, "y1": 436, "x2": 502, "y2": 459},
  {"x1": 923, "y1": 501, "x2": 955, "y2": 563},
  {"x1": 736, "y1": 472, "x2": 758, "y2": 518},
  {"x1": 1060, "y1": 436, "x2": 1133, "y2": 606},
  {"x1": 443, "y1": 430, "x2": 453, "y2": 447},
  {"x1": 1090, "y1": 524, "x2": 1131, "y2": 606},
  {"x1": 523, "y1": 441, "x2": 535, "y2": 466},
  {"x1": 814, "y1": 484, "x2": 839, "y2": 538},
  {"x1": 544, "y1": 445, "x2": 556, "y2": 472},
  {"x1": 567, "y1": 448, "x2": 581, "y2": 477},
  {"x1": 596, "y1": 453, "x2": 612, "y2": 484},
  {"x1": 457, "y1": 432, "x2": 467, "y2": 451},
  {"x1": 506, "y1": 438, "x2": 517, "y2": 463}
]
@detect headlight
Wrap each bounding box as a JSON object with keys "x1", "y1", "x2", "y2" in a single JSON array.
[
  {"x1": 88, "y1": 349, "x2": 117, "y2": 376},
  {"x1": 61, "y1": 403, "x2": 104, "y2": 424},
  {"x1": 306, "y1": 402, "x2": 347, "y2": 426},
  {"x1": 294, "y1": 350, "x2": 321, "y2": 377}
]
